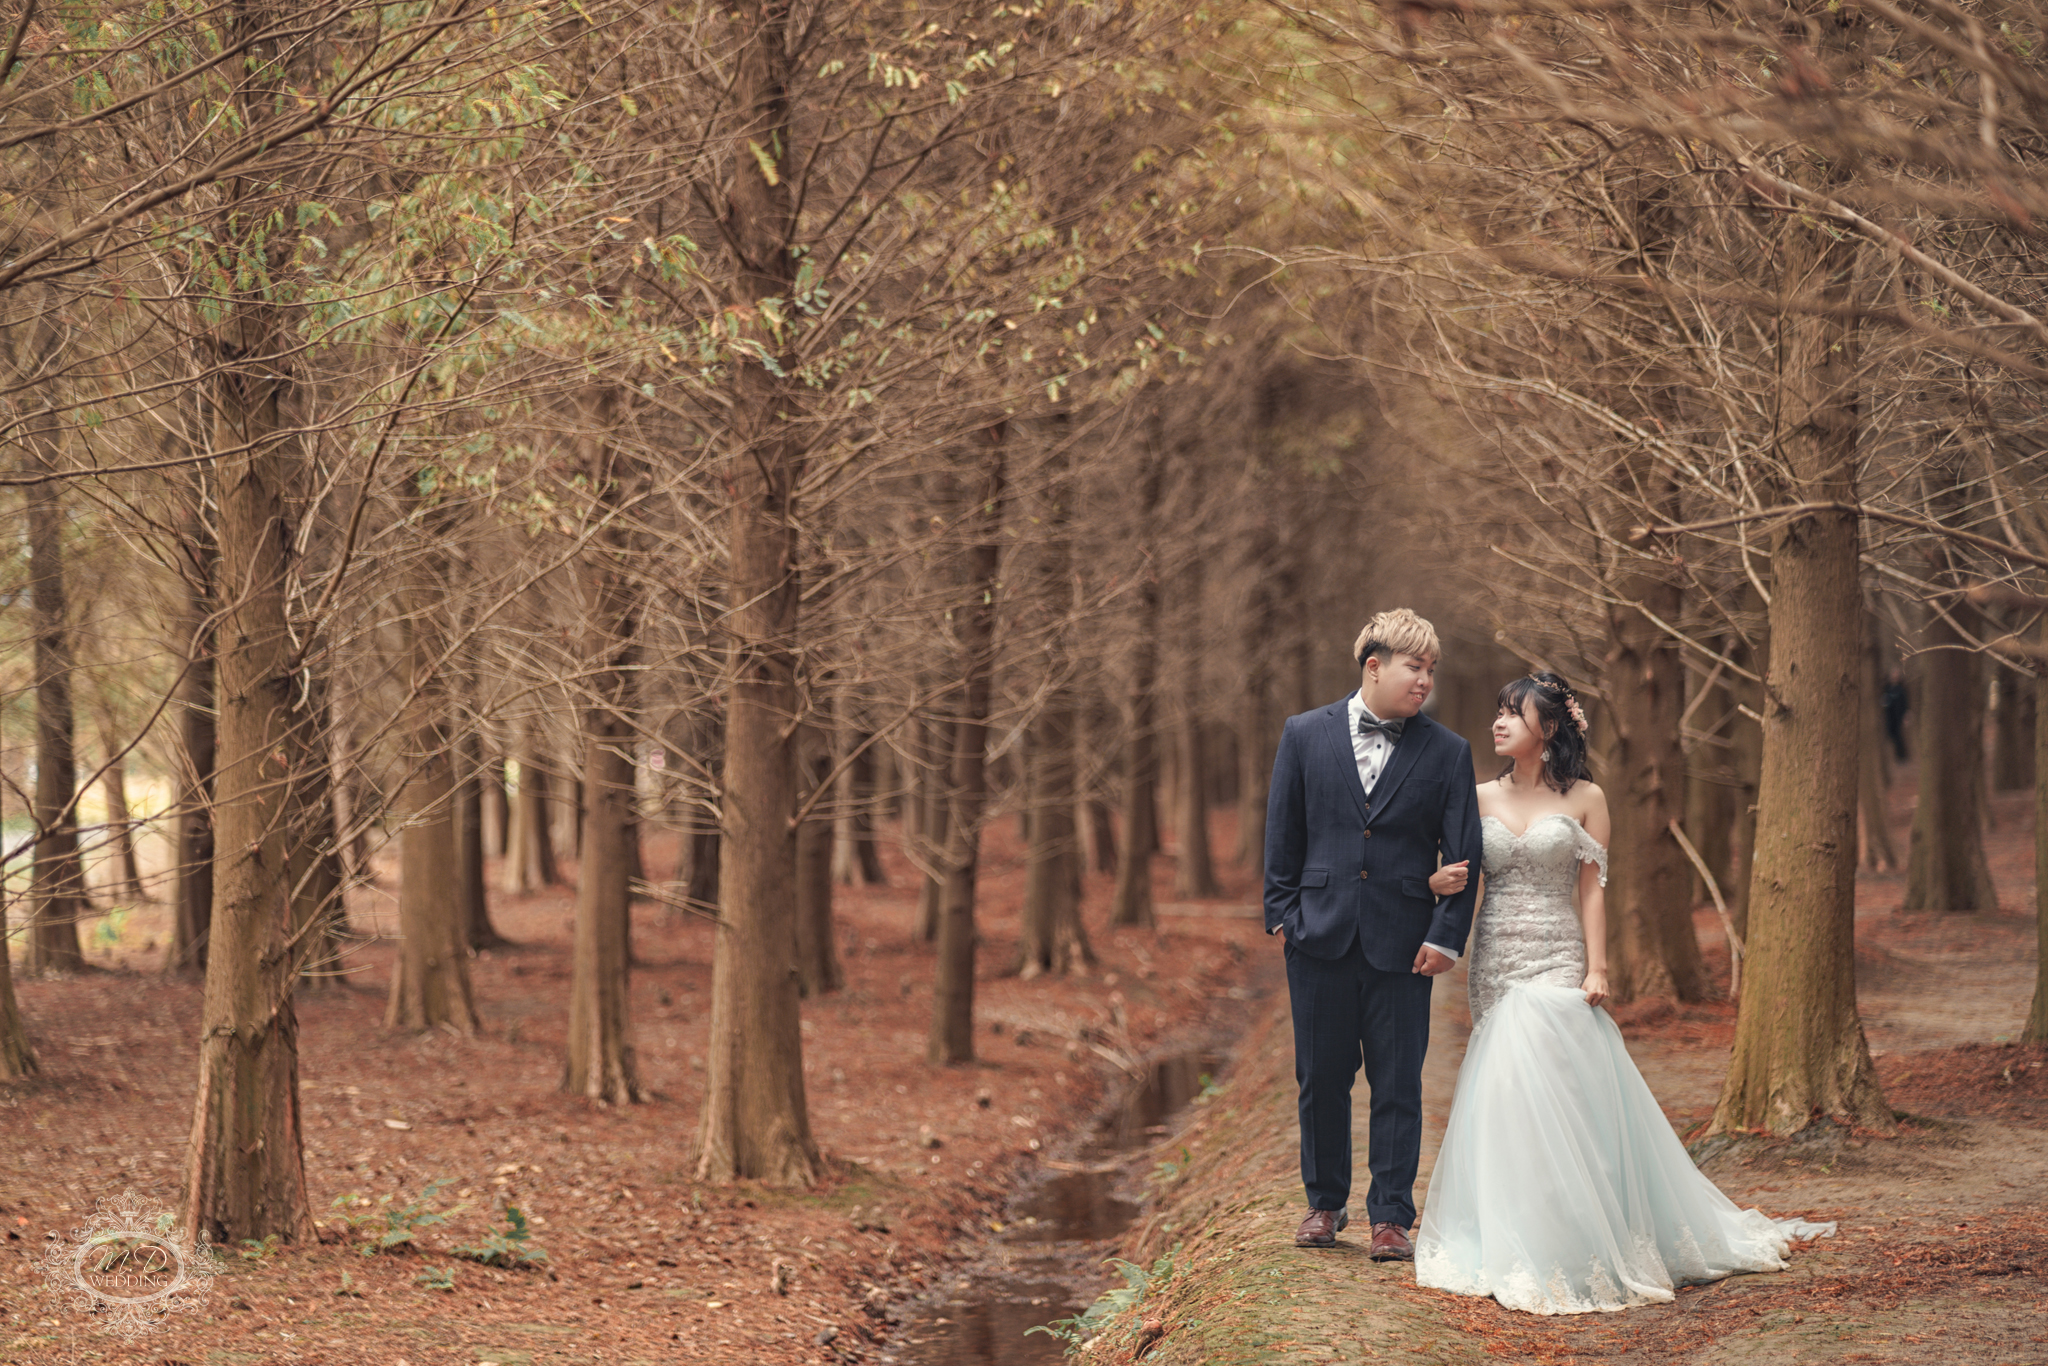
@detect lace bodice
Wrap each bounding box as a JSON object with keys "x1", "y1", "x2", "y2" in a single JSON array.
[{"x1": 1468, "y1": 814, "x2": 1609, "y2": 1027}]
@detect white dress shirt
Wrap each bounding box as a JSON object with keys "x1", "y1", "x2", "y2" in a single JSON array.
[{"x1": 1348, "y1": 690, "x2": 1461, "y2": 963}]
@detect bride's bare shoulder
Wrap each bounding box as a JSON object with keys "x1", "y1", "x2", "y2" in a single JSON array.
[{"x1": 1571, "y1": 781, "x2": 1611, "y2": 836}]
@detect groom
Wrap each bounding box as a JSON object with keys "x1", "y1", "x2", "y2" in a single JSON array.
[{"x1": 1263, "y1": 608, "x2": 1482, "y2": 1261}]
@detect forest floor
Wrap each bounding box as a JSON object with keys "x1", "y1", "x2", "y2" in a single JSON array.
[
  {"x1": 1, "y1": 764, "x2": 2040, "y2": 1366},
  {"x1": 1103, "y1": 776, "x2": 2046, "y2": 1366},
  {"x1": 0, "y1": 813, "x2": 1273, "y2": 1365}
]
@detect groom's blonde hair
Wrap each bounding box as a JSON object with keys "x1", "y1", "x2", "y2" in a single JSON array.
[{"x1": 1354, "y1": 608, "x2": 1441, "y2": 667}]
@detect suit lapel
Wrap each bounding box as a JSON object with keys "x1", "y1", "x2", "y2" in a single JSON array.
[
  {"x1": 1321, "y1": 700, "x2": 1370, "y2": 821},
  {"x1": 1367, "y1": 713, "x2": 1434, "y2": 816}
]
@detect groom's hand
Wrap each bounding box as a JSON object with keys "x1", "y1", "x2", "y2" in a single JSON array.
[{"x1": 1412, "y1": 945, "x2": 1454, "y2": 976}]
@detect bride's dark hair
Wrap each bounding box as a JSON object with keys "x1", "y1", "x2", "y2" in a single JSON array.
[{"x1": 1496, "y1": 671, "x2": 1590, "y2": 794}]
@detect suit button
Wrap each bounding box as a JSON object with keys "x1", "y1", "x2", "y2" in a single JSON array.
[
  {"x1": 1362, "y1": 829, "x2": 1372, "y2": 839},
  {"x1": 1358, "y1": 870, "x2": 1369, "y2": 881}
]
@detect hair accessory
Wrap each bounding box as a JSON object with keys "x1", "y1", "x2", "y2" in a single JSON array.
[{"x1": 1526, "y1": 672, "x2": 1589, "y2": 735}]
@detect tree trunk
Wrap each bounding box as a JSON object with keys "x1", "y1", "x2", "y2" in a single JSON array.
[
  {"x1": 1725, "y1": 584, "x2": 1769, "y2": 942},
  {"x1": 1018, "y1": 435, "x2": 1093, "y2": 978},
  {"x1": 481, "y1": 753, "x2": 509, "y2": 860},
  {"x1": 832, "y1": 737, "x2": 888, "y2": 887},
  {"x1": 1236, "y1": 525, "x2": 1277, "y2": 880},
  {"x1": 505, "y1": 731, "x2": 561, "y2": 894},
  {"x1": 1110, "y1": 413, "x2": 1165, "y2": 930},
  {"x1": 913, "y1": 710, "x2": 949, "y2": 942},
  {"x1": 795, "y1": 728, "x2": 843, "y2": 998},
  {"x1": 930, "y1": 433, "x2": 1005, "y2": 1063},
  {"x1": 288, "y1": 675, "x2": 348, "y2": 989},
  {"x1": 184, "y1": 314, "x2": 316, "y2": 1245},
  {"x1": 385, "y1": 490, "x2": 479, "y2": 1035},
  {"x1": 1604, "y1": 566, "x2": 1706, "y2": 1003},
  {"x1": 1172, "y1": 526, "x2": 1221, "y2": 897},
  {"x1": 696, "y1": 0, "x2": 820, "y2": 1183},
  {"x1": 26, "y1": 466, "x2": 86, "y2": 973},
  {"x1": 1993, "y1": 663, "x2": 2037, "y2": 793},
  {"x1": 1083, "y1": 794, "x2": 1117, "y2": 874},
  {"x1": 98, "y1": 747, "x2": 145, "y2": 904},
  {"x1": 1709, "y1": 210, "x2": 1889, "y2": 1137},
  {"x1": 2023, "y1": 617, "x2": 2046, "y2": 1044},
  {"x1": 1018, "y1": 704, "x2": 1093, "y2": 978},
  {"x1": 0, "y1": 720, "x2": 38, "y2": 1074},
  {"x1": 564, "y1": 397, "x2": 643, "y2": 1104},
  {"x1": 1904, "y1": 596, "x2": 1998, "y2": 912},
  {"x1": 1858, "y1": 628, "x2": 1900, "y2": 872},
  {"x1": 460, "y1": 729, "x2": 507, "y2": 949},
  {"x1": 168, "y1": 486, "x2": 217, "y2": 975}
]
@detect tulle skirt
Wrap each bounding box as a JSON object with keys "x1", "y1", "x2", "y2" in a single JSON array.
[{"x1": 1415, "y1": 983, "x2": 1835, "y2": 1314}]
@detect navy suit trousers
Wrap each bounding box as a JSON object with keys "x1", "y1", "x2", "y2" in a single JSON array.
[{"x1": 1284, "y1": 934, "x2": 1432, "y2": 1226}]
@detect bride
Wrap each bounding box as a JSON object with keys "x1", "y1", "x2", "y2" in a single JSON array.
[{"x1": 1412, "y1": 671, "x2": 1832, "y2": 1314}]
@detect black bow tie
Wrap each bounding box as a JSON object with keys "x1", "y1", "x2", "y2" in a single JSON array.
[{"x1": 1359, "y1": 714, "x2": 1405, "y2": 740}]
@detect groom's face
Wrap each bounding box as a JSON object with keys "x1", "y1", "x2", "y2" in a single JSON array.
[{"x1": 1364, "y1": 651, "x2": 1436, "y2": 718}]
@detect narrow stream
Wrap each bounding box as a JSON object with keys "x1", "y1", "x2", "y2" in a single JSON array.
[{"x1": 884, "y1": 1053, "x2": 1220, "y2": 1366}]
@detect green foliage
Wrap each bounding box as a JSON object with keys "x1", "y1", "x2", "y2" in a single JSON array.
[
  {"x1": 329, "y1": 1178, "x2": 466, "y2": 1256},
  {"x1": 450, "y1": 1206, "x2": 548, "y2": 1269},
  {"x1": 91, "y1": 907, "x2": 130, "y2": 951},
  {"x1": 1151, "y1": 1147, "x2": 1193, "y2": 1184},
  {"x1": 415, "y1": 1265, "x2": 457, "y2": 1292},
  {"x1": 238, "y1": 1233, "x2": 283, "y2": 1262},
  {"x1": 1028, "y1": 1249, "x2": 1181, "y2": 1356}
]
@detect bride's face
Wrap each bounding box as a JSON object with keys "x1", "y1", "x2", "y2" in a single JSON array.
[{"x1": 1492, "y1": 698, "x2": 1548, "y2": 761}]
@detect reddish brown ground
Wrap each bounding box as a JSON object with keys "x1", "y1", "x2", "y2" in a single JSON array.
[{"x1": 0, "y1": 815, "x2": 1271, "y2": 1365}]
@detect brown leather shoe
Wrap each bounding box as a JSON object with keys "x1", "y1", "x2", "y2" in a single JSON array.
[
  {"x1": 1368, "y1": 1222, "x2": 1414, "y2": 1262},
  {"x1": 1294, "y1": 1208, "x2": 1349, "y2": 1247}
]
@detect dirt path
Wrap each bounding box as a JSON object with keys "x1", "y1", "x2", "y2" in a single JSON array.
[{"x1": 1102, "y1": 800, "x2": 2045, "y2": 1366}]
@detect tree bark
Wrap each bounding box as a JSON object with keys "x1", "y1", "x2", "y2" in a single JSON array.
[
  {"x1": 1726, "y1": 583, "x2": 1769, "y2": 942},
  {"x1": 913, "y1": 711, "x2": 950, "y2": 942},
  {"x1": 1904, "y1": 596, "x2": 1998, "y2": 912},
  {"x1": 1018, "y1": 436, "x2": 1093, "y2": 978},
  {"x1": 1709, "y1": 207, "x2": 1889, "y2": 1137},
  {"x1": 26, "y1": 463, "x2": 87, "y2": 973},
  {"x1": 460, "y1": 729, "x2": 508, "y2": 950},
  {"x1": 929, "y1": 433, "x2": 1005, "y2": 1063},
  {"x1": 795, "y1": 727, "x2": 844, "y2": 998},
  {"x1": 505, "y1": 728, "x2": 561, "y2": 893},
  {"x1": 0, "y1": 713, "x2": 38, "y2": 1074},
  {"x1": 697, "y1": 0, "x2": 820, "y2": 1183},
  {"x1": 167, "y1": 485, "x2": 217, "y2": 975},
  {"x1": 564, "y1": 395, "x2": 643, "y2": 1104},
  {"x1": 289, "y1": 675, "x2": 347, "y2": 988},
  {"x1": 385, "y1": 489, "x2": 479, "y2": 1035},
  {"x1": 1236, "y1": 525, "x2": 1277, "y2": 881},
  {"x1": 2024, "y1": 617, "x2": 2046, "y2": 1044},
  {"x1": 1018, "y1": 704, "x2": 1093, "y2": 978},
  {"x1": 831, "y1": 737, "x2": 888, "y2": 887},
  {"x1": 1993, "y1": 662, "x2": 2036, "y2": 793},
  {"x1": 97, "y1": 740, "x2": 145, "y2": 904},
  {"x1": 1604, "y1": 562, "x2": 1706, "y2": 1003},
  {"x1": 1172, "y1": 534, "x2": 1221, "y2": 897},
  {"x1": 1110, "y1": 412, "x2": 1166, "y2": 929},
  {"x1": 1858, "y1": 627, "x2": 1900, "y2": 872},
  {"x1": 184, "y1": 312, "x2": 316, "y2": 1245},
  {"x1": 480, "y1": 752, "x2": 509, "y2": 860}
]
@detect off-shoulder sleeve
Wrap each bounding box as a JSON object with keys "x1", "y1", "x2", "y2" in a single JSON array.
[{"x1": 1573, "y1": 823, "x2": 1610, "y2": 888}]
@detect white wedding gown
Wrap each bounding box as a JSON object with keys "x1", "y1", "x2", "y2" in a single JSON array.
[{"x1": 1414, "y1": 813, "x2": 1834, "y2": 1314}]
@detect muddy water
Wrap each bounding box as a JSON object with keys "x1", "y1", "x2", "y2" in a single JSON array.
[{"x1": 884, "y1": 1054, "x2": 1221, "y2": 1366}]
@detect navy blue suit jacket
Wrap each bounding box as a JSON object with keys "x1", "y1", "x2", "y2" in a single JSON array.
[{"x1": 1262, "y1": 700, "x2": 1483, "y2": 970}]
